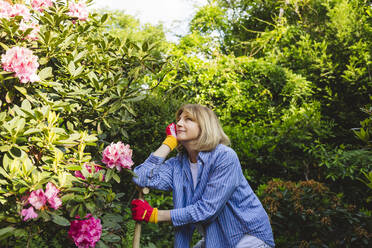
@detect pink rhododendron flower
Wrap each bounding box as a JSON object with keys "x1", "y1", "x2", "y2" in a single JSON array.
[
  {"x1": 10, "y1": 4, "x2": 31, "y2": 21},
  {"x1": 21, "y1": 206, "x2": 38, "y2": 221},
  {"x1": 47, "y1": 196, "x2": 62, "y2": 209},
  {"x1": 0, "y1": 0, "x2": 12, "y2": 19},
  {"x1": 45, "y1": 182, "x2": 62, "y2": 209},
  {"x1": 102, "y1": 142, "x2": 134, "y2": 171},
  {"x1": 68, "y1": 214, "x2": 102, "y2": 248},
  {"x1": 75, "y1": 162, "x2": 104, "y2": 180},
  {"x1": 28, "y1": 189, "x2": 46, "y2": 210},
  {"x1": 1, "y1": 46, "x2": 40, "y2": 83},
  {"x1": 19, "y1": 20, "x2": 40, "y2": 40},
  {"x1": 31, "y1": 0, "x2": 53, "y2": 12},
  {"x1": 68, "y1": 1, "x2": 88, "y2": 21}
]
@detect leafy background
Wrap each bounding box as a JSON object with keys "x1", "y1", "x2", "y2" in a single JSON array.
[{"x1": 0, "y1": 0, "x2": 371, "y2": 247}]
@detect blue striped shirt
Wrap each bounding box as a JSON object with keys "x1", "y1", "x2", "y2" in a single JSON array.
[{"x1": 133, "y1": 144, "x2": 275, "y2": 248}]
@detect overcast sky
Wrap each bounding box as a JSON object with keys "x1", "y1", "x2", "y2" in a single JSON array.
[{"x1": 90, "y1": 0, "x2": 208, "y2": 41}]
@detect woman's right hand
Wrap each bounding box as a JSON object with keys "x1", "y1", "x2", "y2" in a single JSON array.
[
  {"x1": 166, "y1": 123, "x2": 177, "y2": 138},
  {"x1": 163, "y1": 123, "x2": 178, "y2": 151}
]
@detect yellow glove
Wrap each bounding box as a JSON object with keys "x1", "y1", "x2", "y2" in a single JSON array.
[
  {"x1": 163, "y1": 123, "x2": 177, "y2": 150},
  {"x1": 148, "y1": 208, "x2": 158, "y2": 224}
]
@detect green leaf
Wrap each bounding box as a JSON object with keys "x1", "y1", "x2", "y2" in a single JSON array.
[
  {"x1": 38, "y1": 67, "x2": 53, "y2": 80},
  {"x1": 112, "y1": 173, "x2": 120, "y2": 183},
  {"x1": 14, "y1": 86, "x2": 27, "y2": 96},
  {"x1": 0, "y1": 112, "x2": 5, "y2": 122},
  {"x1": 0, "y1": 42, "x2": 9, "y2": 51},
  {"x1": 39, "y1": 57, "x2": 49, "y2": 65},
  {"x1": 85, "y1": 201, "x2": 96, "y2": 213},
  {"x1": 78, "y1": 204, "x2": 86, "y2": 218},
  {"x1": 73, "y1": 65, "x2": 84, "y2": 77},
  {"x1": 97, "y1": 97, "x2": 111, "y2": 108},
  {"x1": 21, "y1": 99, "x2": 32, "y2": 111},
  {"x1": 67, "y1": 165, "x2": 82, "y2": 171},
  {"x1": 51, "y1": 214, "x2": 70, "y2": 226},
  {"x1": 105, "y1": 169, "x2": 113, "y2": 182},
  {"x1": 102, "y1": 233, "x2": 121, "y2": 243},
  {"x1": 61, "y1": 193, "x2": 75, "y2": 202},
  {"x1": 87, "y1": 71, "x2": 99, "y2": 82},
  {"x1": 39, "y1": 210, "x2": 51, "y2": 221},
  {"x1": 68, "y1": 61, "x2": 75, "y2": 75},
  {"x1": 96, "y1": 240, "x2": 109, "y2": 248},
  {"x1": 23, "y1": 128, "x2": 42, "y2": 135},
  {"x1": 101, "y1": 13, "x2": 108, "y2": 24},
  {"x1": 0, "y1": 226, "x2": 15, "y2": 240},
  {"x1": 126, "y1": 94, "x2": 146, "y2": 102},
  {"x1": 123, "y1": 103, "x2": 136, "y2": 116},
  {"x1": 74, "y1": 50, "x2": 87, "y2": 62},
  {"x1": 0, "y1": 179, "x2": 8, "y2": 185}
]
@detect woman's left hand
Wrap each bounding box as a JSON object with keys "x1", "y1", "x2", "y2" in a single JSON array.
[{"x1": 131, "y1": 199, "x2": 158, "y2": 223}]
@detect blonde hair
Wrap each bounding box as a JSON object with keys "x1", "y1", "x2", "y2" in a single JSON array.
[{"x1": 176, "y1": 104, "x2": 230, "y2": 152}]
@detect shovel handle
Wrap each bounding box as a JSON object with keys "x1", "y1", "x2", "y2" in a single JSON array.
[{"x1": 132, "y1": 187, "x2": 149, "y2": 248}]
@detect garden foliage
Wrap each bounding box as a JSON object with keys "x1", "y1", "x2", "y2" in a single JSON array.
[{"x1": 1, "y1": 0, "x2": 371, "y2": 247}]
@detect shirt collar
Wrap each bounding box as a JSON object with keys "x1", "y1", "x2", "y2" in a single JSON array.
[{"x1": 197, "y1": 143, "x2": 221, "y2": 164}]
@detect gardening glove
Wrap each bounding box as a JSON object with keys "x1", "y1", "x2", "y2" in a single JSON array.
[
  {"x1": 162, "y1": 123, "x2": 177, "y2": 151},
  {"x1": 131, "y1": 199, "x2": 158, "y2": 223}
]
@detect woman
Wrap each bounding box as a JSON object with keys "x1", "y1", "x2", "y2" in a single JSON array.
[{"x1": 131, "y1": 104, "x2": 275, "y2": 248}]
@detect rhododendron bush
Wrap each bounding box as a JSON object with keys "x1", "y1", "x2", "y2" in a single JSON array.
[{"x1": 0, "y1": 0, "x2": 164, "y2": 246}]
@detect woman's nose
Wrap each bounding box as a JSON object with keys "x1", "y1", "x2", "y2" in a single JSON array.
[{"x1": 177, "y1": 119, "x2": 183, "y2": 126}]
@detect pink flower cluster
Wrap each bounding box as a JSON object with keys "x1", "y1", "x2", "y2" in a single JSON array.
[
  {"x1": 75, "y1": 162, "x2": 104, "y2": 181},
  {"x1": 31, "y1": 0, "x2": 53, "y2": 12},
  {"x1": 0, "y1": 0, "x2": 53, "y2": 19},
  {"x1": 11, "y1": 3, "x2": 31, "y2": 21},
  {"x1": 68, "y1": 1, "x2": 88, "y2": 21},
  {"x1": 21, "y1": 182, "x2": 62, "y2": 221},
  {"x1": 1, "y1": 46, "x2": 40, "y2": 83},
  {"x1": 19, "y1": 20, "x2": 40, "y2": 40},
  {"x1": 0, "y1": 1, "x2": 31, "y2": 21},
  {"x1": 0, "y1": 1, "x2": 12, "y2": 20},
  {"x1": 68, "y1": 214, "x2": 102, "y2": 248},
  {"x1": 102, "y1": 142, "x2": 134, "y2": 171}
]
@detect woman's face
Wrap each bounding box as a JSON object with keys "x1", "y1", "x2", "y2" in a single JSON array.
[{"x1": 176, "y1": 111, "x2": 200, "y2": 143}]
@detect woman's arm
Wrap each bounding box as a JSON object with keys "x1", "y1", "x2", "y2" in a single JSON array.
[
  {"x1": 158, "y1": 210, "x2": 171, "y2": 222},
  {"x1": 153, "y1": 144, "x2": 172, "y2": 158},
  {"x1": 132, "y1": 123, "x2": 178, "y2": 191}
]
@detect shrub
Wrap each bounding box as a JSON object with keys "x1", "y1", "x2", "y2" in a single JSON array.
[
  {"x1": 258, "y1": 179, "x2": 372, "y2": 247},
  {"x1": 0, "y1": 0, "x2": 164, "y2": 246}
]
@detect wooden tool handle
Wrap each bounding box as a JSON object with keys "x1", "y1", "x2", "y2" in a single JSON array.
[{"x1": 132, "y1": 187, "x2": 149, "y2": 248}]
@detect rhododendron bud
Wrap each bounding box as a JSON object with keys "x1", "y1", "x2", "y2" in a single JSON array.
[
  {"x1": 19, "y1": 21, "x2": 40, "y2": 40},
  {"x1": 45, "y1": 182, "x2": 62, "y2": 209},
  {"x1": 0, "y1": 0, "x2": 12, "y2": 19},
  {"x1": 102, "y1": 142, "x2": 134, "y2": 171},
  {"x1": 21, "y1": 206, "x2": 38, "y2": 221},
  {"x1": 28, "y1": 189, "x2": 46, "y2": 210},
  {"x1": 68, "y1": 214, "x2": 102, "y2": 248},
  {"x1": 1, "y1": 46, "x2": 40, "y2": 83},
  {"x1": 31, "y1": 0, "x2": 53, "y2": 12},
  {"x1": 10, "y1": 4, "x2": 31, "y2": 21},
  {"x1": 68, "y1": 1, "x2": 88, "y2": 21}
]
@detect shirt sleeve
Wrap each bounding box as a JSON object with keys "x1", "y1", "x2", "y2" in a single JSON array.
[
  {"x1": 170, "y1": 149, "x2": 240, "y2": 226},
  {"x1": 132, "y1": 154, "x2": 175, "y2": 191}
]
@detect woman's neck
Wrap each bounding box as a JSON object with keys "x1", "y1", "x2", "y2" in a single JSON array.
[{"x1": 182, "y1": 142, "x2": 198, "y2": 163}]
